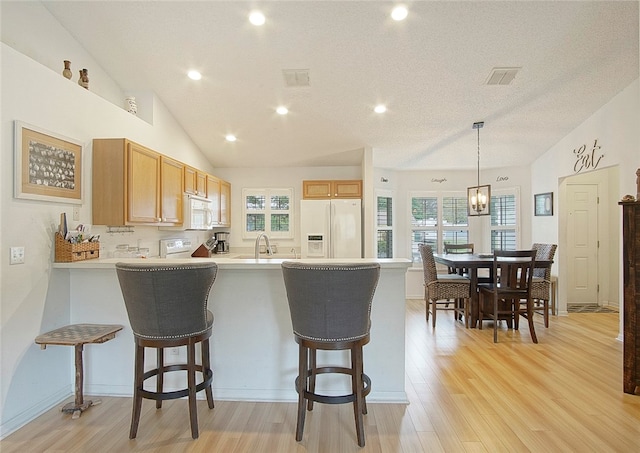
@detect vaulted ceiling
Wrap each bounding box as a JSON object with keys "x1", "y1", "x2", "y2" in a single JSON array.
[{"x1": 41, "y1": 1, "x2": 638, "y2": 170}]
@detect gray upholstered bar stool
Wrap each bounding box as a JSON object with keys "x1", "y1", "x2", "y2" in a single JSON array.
[
  {"x1": 115, "y1": 262, "x2": 218, "y2": 440},
  {"x1": 281, "y1": 262, "x2": 380, "y2": 447}
]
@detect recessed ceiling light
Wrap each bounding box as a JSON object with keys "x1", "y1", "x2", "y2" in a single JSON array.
[
  {"x1": 276, "y1": 106, "x2": 289, "y2": 115},
  {"x1": 391, "y1": 6, "x2": 408, "y2": 21},
  {"x1": 225, "y1": 134, "x2": 237, "y2": 142},
  {"x1": 187, "y1": 70, "x2": 202, "y2": 81},
  {"x1": 249, "y1": 11, "x2": 265, "y2": 26},
  {"x1": 374, "y1": 105, "x2": 387, "y2": 114}
]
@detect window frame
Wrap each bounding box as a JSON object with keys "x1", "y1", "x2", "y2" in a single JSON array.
[
  {"x1": 489, "y1": 187, "x2": 520, "y2": 251},
  {"x1": 409, "y1": 190, "x2": 468, "y2": 263},
  {"x1": 376, "y1": 190, "x2": 394, "y2": 258},
  {"x1": 241, "y1": 188, "x2": 294, "y2": 240}
]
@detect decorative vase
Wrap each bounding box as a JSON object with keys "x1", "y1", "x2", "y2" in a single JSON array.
[
  {"x1": 62, "y1": 60, "x2": 72, "y2": 79},
  {"x1": 124, "y1": 97, "x2": 137, "y2": 115},
  {"x1": 78, "y1": 68, "x2": 89, "y2": 90}
]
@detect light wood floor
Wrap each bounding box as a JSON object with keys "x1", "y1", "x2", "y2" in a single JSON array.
[{"x1": 3, "y1": 300, "x2": 639, "y2": 452}]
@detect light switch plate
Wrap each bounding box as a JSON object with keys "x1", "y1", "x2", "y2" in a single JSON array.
[{"x1": 10, "y1": 246, "x2": 25, "y2": 265}]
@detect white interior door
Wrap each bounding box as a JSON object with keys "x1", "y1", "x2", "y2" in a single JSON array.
[{"x1": 566, "y1": 184, "x2": 599, "y2": 304}]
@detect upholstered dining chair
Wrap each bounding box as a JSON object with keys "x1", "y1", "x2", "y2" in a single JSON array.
[
  {"x1": 478, "y1": 249, "x2": 537, "y2": 343},
  {"x1": 115, "y1": 262, "x2": 218, "y2": 440},
  {"x1": 529, "y1": 243, "x2": 558, "y2": 327},
  {"x1": 419, "y1": 244, "x2": 471, "y2": 328},
  {"x1": 281, "y1": 262, "x2": 380, "y2": 447}
]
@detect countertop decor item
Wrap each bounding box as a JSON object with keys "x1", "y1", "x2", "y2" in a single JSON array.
[
  {"x1": 78, "y1": 68, "x2": 89, "y2": 89},
  {"x1": 124, "y1": 96, "x2": 137, "y2": 115},
  {"x1": 62, "y1": 60, "x2": 72, "y2": 79}
]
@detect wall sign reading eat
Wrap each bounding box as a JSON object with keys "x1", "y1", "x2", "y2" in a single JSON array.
[{"x1": 573, "y1": 139, "x2": 604, "y2": 173}]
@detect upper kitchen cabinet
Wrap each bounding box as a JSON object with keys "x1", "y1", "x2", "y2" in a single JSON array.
[
  {"x1": 184, "y1": 166, "x2": 207, "y2": 197},
  {"x1": 302, "y1": 180, "x2": 362, "y2": 199},
  {"x1": 160, "y1": 156, "x2": 184, "y2": 224},
  {"x1": 92, "y1": 139, "x2": 183, "y2": 226},
  {"x1": 220, "y1": 179, "x2": 231, "y2": 227},
  {"x1": 206, "y1": 174, "x2": 231, "y2": 227}
]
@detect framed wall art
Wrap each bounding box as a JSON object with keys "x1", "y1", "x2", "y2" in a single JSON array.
[
  {"x1": 14, "y1": 121, "x2": 83, "y2": 204},
  {"x1": 534, "y1": 192, "x2": 553, "y2": 216}
]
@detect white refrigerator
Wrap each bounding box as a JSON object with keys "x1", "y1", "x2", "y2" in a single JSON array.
[{"x1": 300, "y1": 199, "x2": 362, "y2": 258}]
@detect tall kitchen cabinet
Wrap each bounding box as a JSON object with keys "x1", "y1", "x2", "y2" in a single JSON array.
[
  {"x1": 621, "y1": 201, "x2": 640, "y2": 394},
  {"x1": 302, "y1": 180, "x2": 362, "y2": 199},
  {"x1": 92, "y1": 139, "x2": 184, "y2": 226},
  {"x1": 206, "y1": 174, "x2": 231, "y2": 227}
]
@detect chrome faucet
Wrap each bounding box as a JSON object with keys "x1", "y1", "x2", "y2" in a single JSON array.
[{"x1": 254, "y1": 233, "x2": 273, "y2": 259}]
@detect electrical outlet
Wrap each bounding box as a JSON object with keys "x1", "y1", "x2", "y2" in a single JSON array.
[{"x1": 10, "y1": 246, "x2": 25, "y2": 265}]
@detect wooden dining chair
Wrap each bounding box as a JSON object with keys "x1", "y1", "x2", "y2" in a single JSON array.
[
  {"x1": 443, "y1": 243, "x2": 474, "y2": 275},
  {"x1": 478, "y1": 249, "x2": 537, "y2": 343},
  {"x1": 419, "y1": 244, "x2": 471, "y2": 328}
]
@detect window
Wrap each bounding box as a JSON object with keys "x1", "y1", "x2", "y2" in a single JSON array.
[
  {"x1": 410, "y1": 192, "x2": 468, "y2": 262},
  {"x1": 442, "y1": 195, "x2": 469, "y2": 247},
  {"x1": 377, "y1": 195, "x2": 393, "y2": 258},
  {"x1": 242, "y1": 188, "x2": 293, "y2": 239},
  {"x1": 490, "y1": 191, "x2": 518, "y2": 251}
]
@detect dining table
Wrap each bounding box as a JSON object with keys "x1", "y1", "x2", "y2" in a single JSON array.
[{"x1": 433, "y1": 252, "x2": 553, "y2": 328}]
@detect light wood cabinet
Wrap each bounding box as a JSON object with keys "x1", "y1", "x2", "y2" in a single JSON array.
[
  {"x1": 302, "y1": 180, "x2": 362, "y2": 199},
  {"x1": 206, "y1": 174, "x2": 221, "y2": 222},
  {"x1": 92, "y1": 138, "x2": 183, "y2": 226},
  {"x1": 621, "y1": 201, "x2": 640, "y2": 395},
  {"x1": 160, "y1": 157, "x2": 184, "y2": 224},
  {"x1": 184, "y1": 166, "x2": 207, "y2": 197},
  {"x1": 220, "y1": 179, "x2": 231, "y2": 227}
]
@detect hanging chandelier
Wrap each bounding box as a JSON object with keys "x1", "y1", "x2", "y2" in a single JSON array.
[{"x1": 467, "y1": 121, "x2": 491, "y2": 216}]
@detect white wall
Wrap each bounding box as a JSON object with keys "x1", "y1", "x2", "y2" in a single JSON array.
[
  {"x1": 531, "y1": 79, "x2": 640, "y2": 317},
  {"x1": 0, "y1": 41, "x2": 213, "y2": 437}
]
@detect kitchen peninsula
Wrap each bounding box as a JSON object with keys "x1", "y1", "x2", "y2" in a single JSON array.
[{"x1": 52, "y1": 257, "x2": 411, "y2": 403}]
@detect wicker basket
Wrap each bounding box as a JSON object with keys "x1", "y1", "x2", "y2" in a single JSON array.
[{"x1": 55, "y1": 233, "x2": 100, "y2": 262}]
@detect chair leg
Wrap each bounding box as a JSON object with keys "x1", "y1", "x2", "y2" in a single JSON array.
[
  {"x1": 130, "y1": 343, "x2": 144, "y2": 439},
  {"x1": 493, "y1": 296, "x2": 500, "y2": 343},
  {"x1": 463, "y1": 298, "x2": 470, "y2": 328},
  {"x1": 187, "y1": 340, "x2": 199, "y2": 439},
  {"x1": 526, "y1": 298, "x2": 538, "y2": 344},
  {"x1": 156, "y1": 347, "x2": 164, "y2": 409},
  {"x1": 201, "y1": 338, "x2": 214, "y2": 409},
  {"x1": 307, "y1": 349, "x2": 316, "y2": 411},
  {"x1": 543, "y1": 299, "x2": 550, "y2": 328},
  {"x1": 351, "y1": 345, "x2": 366, "y2": 447},
  {"x1": 295, "y1": 344, "x2": 308, "y2": 442},
  {"x1": 431, "y1": 299, "x2": 437, "y2": 328}
]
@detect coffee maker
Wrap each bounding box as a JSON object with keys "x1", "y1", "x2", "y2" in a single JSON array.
[{"x1": 214, "y1": 232, "x2": 230, "y2": 254}]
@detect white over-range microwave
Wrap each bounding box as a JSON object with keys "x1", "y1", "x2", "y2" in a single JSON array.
[{"x1": 183, "y1": 194, "x2": 214, "y2": 230}]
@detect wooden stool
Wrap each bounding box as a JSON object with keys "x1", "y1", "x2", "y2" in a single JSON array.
[{"x1": 35, "y1": 324, "x2": 123, "y2": 419}]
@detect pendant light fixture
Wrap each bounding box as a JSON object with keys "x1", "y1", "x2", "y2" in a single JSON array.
[{"x1": 467, "y1": 121, "x2": 491, "y2": 216}]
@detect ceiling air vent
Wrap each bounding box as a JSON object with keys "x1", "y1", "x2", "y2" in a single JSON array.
[
  {"x1": 282, "y1": 69, "x2": 310, "y2": 87},
  {"x1": 486, "y1": 67, "x2": 520, "y2": 86}
]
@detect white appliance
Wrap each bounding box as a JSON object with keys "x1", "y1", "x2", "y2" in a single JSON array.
[
  {"x1": 159, "y1": 238, "x2": 195, "y2": 258},
  {"x1": 300, "y1": 199, "x2": 362, "y2": 258},
  {"x1": 183, "y1": 194, "x2": 214, "y2": 230}
]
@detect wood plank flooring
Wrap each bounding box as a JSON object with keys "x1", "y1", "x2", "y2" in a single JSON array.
[{"x1": 2, "y1": 299, "x2": 639, "y2": 452}]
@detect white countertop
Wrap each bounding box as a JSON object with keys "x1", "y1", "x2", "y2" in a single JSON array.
[{"x1": 53, "y1": 256, "x2": 412, "y2": 270}]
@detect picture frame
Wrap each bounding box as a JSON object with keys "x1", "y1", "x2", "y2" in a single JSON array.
[
  {"x1": 534, "y1": 192, "x2": 553, "y2": 216},
  {"x1": 14, "y1": 121, "x2": 83, "y2": 204}
]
